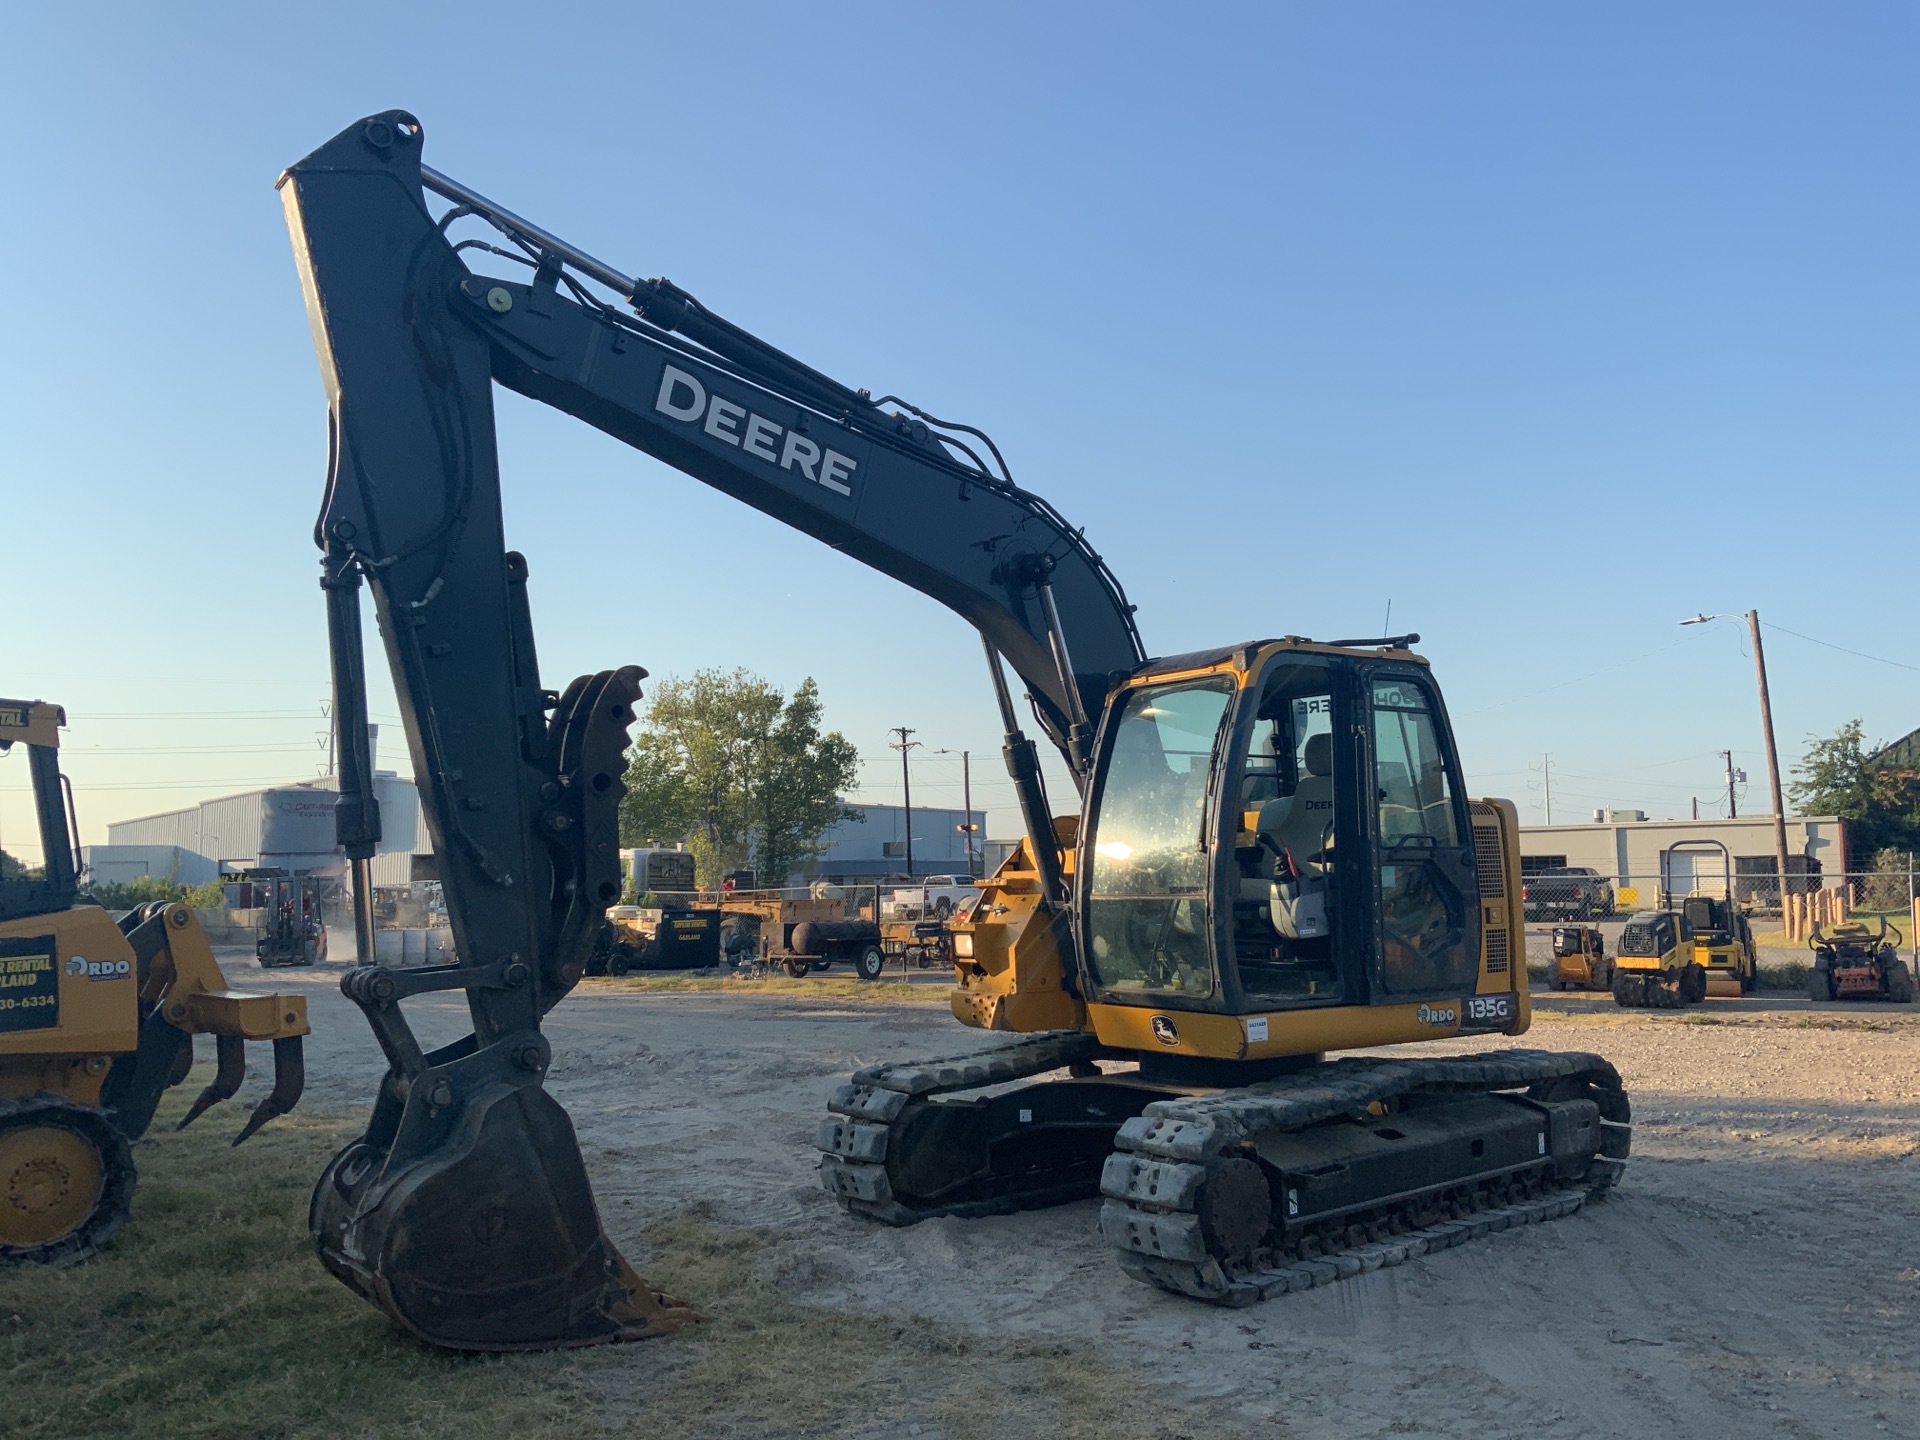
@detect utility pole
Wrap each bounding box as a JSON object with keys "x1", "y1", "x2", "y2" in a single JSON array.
[
  {"x1": 1722, "y1": 750, "x2": 1738, "y2": 818},
  {"x1": 1748, "y1": 609, "x2": 1792, "y2": 909},
  {"x1": 935, "y1": 748, "x2": 976, "y2": 877},
  {"x1": 889, "y1": 727, "x2": 920, "y2": 877},
  {"x1": 1681, "y1": 609, "x2": 1794, "y2": 911},
  {"x1": 960, "y1": 750, "x2": 974, "y2": 878},
  {"x1": 1542, "y1": 753, "x2": 1553, "y2": 825}
]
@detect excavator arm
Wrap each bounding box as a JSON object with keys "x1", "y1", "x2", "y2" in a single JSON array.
[{"x1": 278, "y1": 110, "x2": 1142, "y2": 1351}]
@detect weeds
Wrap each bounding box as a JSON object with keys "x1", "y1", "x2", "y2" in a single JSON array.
[
  {"x1": 0, "y1": 1094, "x2": 601, "y2": 1440},
  {"x1": 2, "y1": 1076, "x2": 1218, "y2": 1440}
]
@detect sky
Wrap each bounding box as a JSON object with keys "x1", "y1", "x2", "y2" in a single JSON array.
[{"x1": 2, "y1": 2, "x2": 1916, "y2": 865}]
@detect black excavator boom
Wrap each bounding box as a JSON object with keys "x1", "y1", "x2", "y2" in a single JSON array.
[{"x1": 279, "y1": 110, "x2": 1145, "y2": 1350}]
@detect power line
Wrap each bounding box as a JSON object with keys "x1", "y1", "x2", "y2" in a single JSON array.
[
  {"x1": 1760, "y1": 620, "x2": 1920, "y2": 674},
  {"x1": 66, "y1": 743, "x2": 324, "y2": 756}
]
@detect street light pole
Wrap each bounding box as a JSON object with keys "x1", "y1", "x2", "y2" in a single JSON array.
[
  {"x1": 934, "y1": 748, "x2": 976, "y2": 878},
  {"x1": 1682, "y1": 610, "x2": 1794, "y2": 909}
]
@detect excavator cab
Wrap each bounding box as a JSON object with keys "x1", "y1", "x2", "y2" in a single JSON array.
[{"x1": 1077, "y1": 640, "x2": 1511, "y2": 1065}]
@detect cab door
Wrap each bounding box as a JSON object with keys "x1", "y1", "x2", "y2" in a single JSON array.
[{"x1": 1366, "y1": 672, "x2": 1480, "y2": 997}]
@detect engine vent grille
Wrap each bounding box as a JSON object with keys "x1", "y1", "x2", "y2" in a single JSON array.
[
  {"x1": 1469, "y1": 804, "x2": 1506, "y2": 899},
  {"x1": 1485, "y1": 927, "x2": 1509, "y2": 974}
]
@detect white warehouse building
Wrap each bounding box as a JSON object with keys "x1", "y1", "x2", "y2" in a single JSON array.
[{"x1": 98, "y1": 772, "x2": 433, "y2": 888}]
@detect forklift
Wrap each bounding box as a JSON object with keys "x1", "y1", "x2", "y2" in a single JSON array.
[{"x1": 237, "y1": 869, "x2": 328, "y2": 968}]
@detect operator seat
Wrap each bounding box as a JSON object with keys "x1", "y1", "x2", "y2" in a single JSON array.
[
  {"x1": 1249, "y1": 731, "x2": 1336, "y2": 944},
  {"x1": 1269, "y1": 731, "x2": 1335, "y2": 873}
]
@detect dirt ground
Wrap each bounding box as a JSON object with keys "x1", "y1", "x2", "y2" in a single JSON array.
[{"x1": 232, "y1": 952, "x2": 1919, "y2": 1440}]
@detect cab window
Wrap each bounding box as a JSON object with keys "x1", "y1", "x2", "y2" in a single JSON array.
[
  {"x1": 1084, "y1": 678, "x2": 1232, "y2": 997},
  {"x1": 1230, "y1": 662, "x2": 1342, "y2": 1004},
  {"x1": 1371, "y1": 679, "x2": 1459, "y2": 847},
  {"x1": 1371, "y1": 678, "x2": 1476, "y2": 995}
]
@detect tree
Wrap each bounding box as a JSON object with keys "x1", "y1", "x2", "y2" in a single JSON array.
[
  {"x1": 618, "y1": 669, "x2": 860, "y2": 889},
  {"x1": 0, "y1": 848, "x2": 38, "y2": 880},
  {"x1": 84, "y1": 871, "x2": 228, "y2": 911},
  {"x1": 1788, "y1": 718, "x2": 1920, "y2": 867}
]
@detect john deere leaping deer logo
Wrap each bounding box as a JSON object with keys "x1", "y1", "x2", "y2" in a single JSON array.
[{"x1": 1150, "y1": 1015, "x2": 1180, "y2": 1045}]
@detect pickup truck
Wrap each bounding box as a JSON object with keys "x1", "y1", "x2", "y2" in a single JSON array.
[
  {"x1": 1523, "y1": 866, "x2": 1616, "y2": 921},
  {"x1": 881, "y1": 875, "x2": 980, "y2": 920}
]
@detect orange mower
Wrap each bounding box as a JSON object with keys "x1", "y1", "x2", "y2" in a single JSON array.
[{"x1": 1808, "y1": 918, "x2": 1914, "y2": 1004}]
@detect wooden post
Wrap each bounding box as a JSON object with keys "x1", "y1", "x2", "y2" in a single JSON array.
[{"x1": 1748, "y1": 610, "x2": 1794, "y2": 909}]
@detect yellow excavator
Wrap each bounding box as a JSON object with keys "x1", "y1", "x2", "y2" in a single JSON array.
[
  {"x1": 277, "y1": 111, "x2": 1630, "y2": 1346},
  {"x1": 0, "y1": 699, "x2": 309, "y2": 1263}
]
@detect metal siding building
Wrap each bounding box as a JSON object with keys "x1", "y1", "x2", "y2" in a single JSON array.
[
  {"x1": 107, "y1": 774, "x2": 431, "y2": 881},
  {"x1": 799, "y1": 802, "x2": 987, "y2": 881},
  {"x1": 77, "y1": 844, "x2": 221, "y2": 887}
]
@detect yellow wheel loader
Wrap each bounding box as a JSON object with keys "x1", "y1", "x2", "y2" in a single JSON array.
[{"x1": 0, "y1": 700, "x2": 309, "y2": 1264}]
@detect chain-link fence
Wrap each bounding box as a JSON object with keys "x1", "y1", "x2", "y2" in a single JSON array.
[
  {"x1": 1519, "y1": 868, "x2": 1920, "y2": 924},
  {"x1": 1519, "y1": 865, "x2": 1920, "y2": 980}
]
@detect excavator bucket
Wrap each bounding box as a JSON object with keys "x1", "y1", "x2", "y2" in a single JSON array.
[{"x1": 310, "y1": 1037, "x2": 699, "y2": 1351}]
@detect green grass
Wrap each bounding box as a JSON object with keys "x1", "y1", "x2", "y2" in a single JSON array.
[
  {"x1": 2, "y1": 1077, "x2": 1217, "y2": 1440},
  {"x1": 0, "y1": 1096, "x2": 606, "y2": 1440}
]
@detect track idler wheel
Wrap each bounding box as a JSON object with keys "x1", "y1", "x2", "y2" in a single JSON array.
[
  {"x1": 312, "y1": 1034, "x2": 700, "y2": 1351},
  {"x1": 1195, "y1": 1156, "x2": 1271, "y2": 1265}
]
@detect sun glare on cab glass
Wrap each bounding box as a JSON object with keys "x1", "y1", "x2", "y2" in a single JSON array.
[{"x1": 1095, "y1": 841, "x2": 1134, "y2": 861}]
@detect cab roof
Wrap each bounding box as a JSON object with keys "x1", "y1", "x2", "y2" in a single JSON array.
[{"x1": 1134, "y1": 635, "x2": 1430, "y2": 683}]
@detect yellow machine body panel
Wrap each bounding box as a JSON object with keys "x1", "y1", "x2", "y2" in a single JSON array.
[
  {"x1": 1085, "y1": 991, "x2": 1525, "y2": 1060},
  {"x1": 950, "y1": 817, "x2": 1087, "y2": 1034},
  {"x1": 0, "y1": 903, "x2": 310, "y2": 1095},
  {"x1": 0, "y1": 907, "x2": 139, "y2": 1098},
  {"x1": 0, "y1": 700, "x2": 64, "y2": 749}
]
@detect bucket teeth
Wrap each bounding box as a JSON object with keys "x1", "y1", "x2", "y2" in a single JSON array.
[
  {"x1": 232, "y1": 1036, "x2": 305, "y2": 1146},
  {"x1": 177, "y1": 1033, "x2": 247, "y2": 1131}
]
